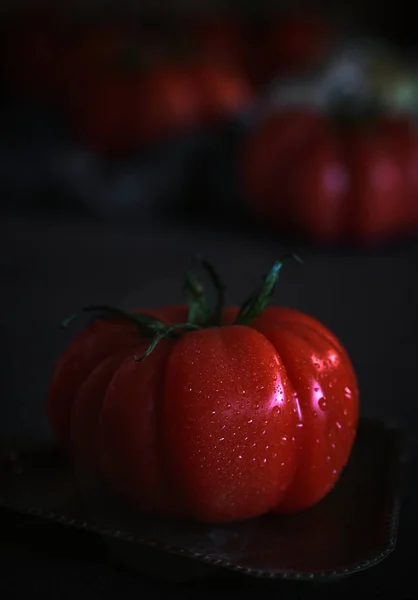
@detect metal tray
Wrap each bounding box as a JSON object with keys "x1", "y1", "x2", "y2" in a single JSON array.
[{"x1": 0, "y1": 418, "x2": 403, "y2": 583}]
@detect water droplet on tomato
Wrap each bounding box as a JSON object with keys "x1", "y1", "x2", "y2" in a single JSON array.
[
  {"x1": 281, "y1": 461, "x2": 285, "y2": 467},
  {"x1": 296, "y1": 423, "x2": 304, "y2": 428},
  {"x1": 312, "y1": 411, "x2": 318, "y2": 418},
  {"x1": 257, "y1": 384, "x2": 265, "y2": 391},
  {"x1": 265, "y1": 445, "x2": 270, "y2": 450},
  {"x1": 248, "y1": 419, "x2": 253, "y2": 424},
  {"x1": 332, "y1": 469, "x2": 337, "y2": 475},
  {"x1": 211, "y1": 410, "x2": 216, "y2": 415},
  {"x1": 270, "y1": 362, "x2": 276, "y2": 368},
  {"x1": 238, "y1": 455, "x2": 243, "y2": 459},
  {"x1": 343, "y1": 408, "x2": 348, "y2": 416},
  {"x1": 326, "y1": 455, "x2": 331, "y2": 461},
  {"x1": 331, "y1": 442, "x2": 336, "y2": 449},
  {"x1": 281, "y1": 436, "x2": 287, "y2": 442},
  {"x1": 263, "y1": 458, "x2": 267, "y2": 464},
  {"x1": 318, "y1": 397, "x2": 328, "y2": 411},
  {"x1": 344, "y1": 387, "x2": 352, "y2": 398},
  {"x1": 329, "y1": 381, "x2": 333, "y2": 388},
  {"x1": 219, "y1": 437, "x2": 225, "y2": 442},
  {"x1": 237, "y1": 384, "x2": 246, "y2": 395},
  {"x1": 272, "y1": 406, "x2": 281, "y2": 416},
  {"x1": 336, "y1": 421, "x2": 342, "y2": 429}
]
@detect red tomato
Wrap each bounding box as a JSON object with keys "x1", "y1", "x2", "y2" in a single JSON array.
[
  {"x1": 242, "y1": 110, "x2": 418, "y2": 244},
  {"x1": 287, "y1": 135, "x2": 349, "y2": 242},
  {"x1": 407, "y1": 134, "x2": 418, "y2": 227},
  {"x1": 344, "y1": 125, "x2": 409, "y2": 242},
  {"x1": 49, "y1": 270, "x2": 358, "y2": 522},
  {"x1": 188, "y1": 62, "x2": 253, "y2": 123},
  {"x1": 241, "y1": 110, "x2": 327, "y2": 219},
  {"x1": 381, "y1": 117, "x2": 418, "y2": 230},
  {"x1": 134, "y1": 66, "x2": 200, "y2": 145}
]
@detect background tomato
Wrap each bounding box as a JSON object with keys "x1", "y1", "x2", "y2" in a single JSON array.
[
  {"x1": 188, "y1": 62, "x2": 254, "y2": 124},
  {"x1": 241, "y1": 110, "x2": 327, "y2": 220},
  {"x1": 242, "y1": 109, "x2": 418, "y2": 244}
]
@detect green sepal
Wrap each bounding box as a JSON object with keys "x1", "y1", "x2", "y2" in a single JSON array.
[
  {"x1": 61, "y1": 305, "x2": 168, "y2": 336},
  {"x1": 234, "y1": 254, "x2": 303, "y2": 326}
]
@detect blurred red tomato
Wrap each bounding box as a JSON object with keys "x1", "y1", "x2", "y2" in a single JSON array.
[
  {"x1": 241, "y1": 110, "x2": 326, "y2": 219},
  {"x1": 242, "y1": 109, "x2": 418, "y2": 244},
  {"x1": 188, "y1": 62, "x2": 253, "y2": 123},
  {"x1": 71, "y1": 64, "x2": 199, "y2": 154},
  {"x1": 134, "y1": 65, "x2": 200, "y2": 145}
]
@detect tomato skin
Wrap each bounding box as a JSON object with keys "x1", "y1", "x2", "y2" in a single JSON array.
[
  {"x1": 162, "y1": 325, "x2": 298, "y2": 522},
  {"x1": 287, "y1": 134, "x2": 349, "y2": 242},
  {"x1": 241, "y1": 110, "x2": 327, "y2": 219},
  {"x1": 188, "y1": 63, "x2": 253, "y2": 124},
  {"x1": 242, "y1": 110, "x2": 418, "y2": 243},
  {"x1": 252, "y1": 307, "x2": 358, "y2": 512},
  {"x1": 48, "y1": 306, "x2": 187, "y2": 447},
  {"x1": 344, "y1": 127, "x2": 408, "y2": 243},
  {"x1": 98, "y1": 339, "x2": 180, "y2": 515},
  {"x1": 70, "y1": 65, "x2": 201, "y2": 153},
  {"x1": 49, "y1": 303, "x2": 358, "y2": 523},
  {"x1": 70, "y1": 351, "x2": 136, "y2": 476}
]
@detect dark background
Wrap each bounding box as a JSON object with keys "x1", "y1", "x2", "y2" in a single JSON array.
[{"x1": 0, "y1": 1, "x2": 418, "y2": 598}]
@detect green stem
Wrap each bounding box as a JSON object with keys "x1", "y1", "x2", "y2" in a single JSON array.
[
  {"x1": 61, "y1": 255, "x2": 303, "y2": 362},
  {"x1": 183, "y1": 271, "x2": 211, "y2": 327},
  {"x1": 196, "y1": 255, "x2": 226, "y2": 326},
  {"x1": 61, "y1": 305, "x2": 169, "y2": 336},
  {"x1": 134, "y1": 322, "x2": 201, "y2": 362},
  {"x1": 234, "y1": 254, "x2": 303, "y2": 326}
]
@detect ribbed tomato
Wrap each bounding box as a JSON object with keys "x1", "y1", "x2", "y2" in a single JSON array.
[
  {"x1": 242, "y1": 109, "x2": 418, "y2": 244},
  {"x1": 49, "y1": 259, "x2": 358, "y2": 523}
]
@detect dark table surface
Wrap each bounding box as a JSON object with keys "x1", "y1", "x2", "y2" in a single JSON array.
[{"x1": 0, "y1": 210, "x2": 417, "y2": 599}]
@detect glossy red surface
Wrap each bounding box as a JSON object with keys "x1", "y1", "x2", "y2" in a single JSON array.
[
  {"x1": 49, "y1": 305, "x2": 358, "y2": 523},
  {"x1": 242, "y1": 111, "x2": 418, "y2": 243}
]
